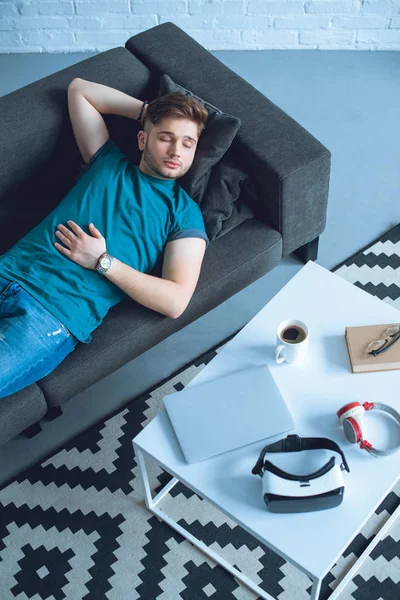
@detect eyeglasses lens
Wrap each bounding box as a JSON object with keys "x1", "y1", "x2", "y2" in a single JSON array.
[
  {"x1": 368, "y1": 339, "x2": 386, "y2": 351},
  {"x1": 367, "y1": 325, "x2": 400, "y2": 354},
  {"x1": 386, "y1": 325, "x2": 400, "y2": 336}
]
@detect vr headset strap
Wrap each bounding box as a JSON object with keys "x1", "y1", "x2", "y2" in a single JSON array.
[{"x1": 251, "y1": 434, "x2": 350, "y2": 477}]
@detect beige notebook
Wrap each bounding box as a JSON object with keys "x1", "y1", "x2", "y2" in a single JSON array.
[{"x1": 345, "y1": 322, "x2": 400, "y2": 373}]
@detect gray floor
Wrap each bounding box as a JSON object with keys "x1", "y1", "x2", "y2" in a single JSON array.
[{"x1": 0, "y1": 49, "x2": 399, "y2": 486}]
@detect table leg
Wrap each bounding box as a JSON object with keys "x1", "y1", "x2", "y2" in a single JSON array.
[
  {"x1": 134, "y1": 445, "x2": 154, "y2": 509},
  {"x1": 133, "y1": 444, "x2": 283, "y2": 600},
  {"x1": 134, "y1": 444, "x2": 179, "y2": 510},
  {"x1": 310, "y1": 578, "x2": 322, "y2": 600}
]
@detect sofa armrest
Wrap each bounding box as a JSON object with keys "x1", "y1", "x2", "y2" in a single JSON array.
[{"x1": 125, "y1": 22, "x2": 331, "y2": 257}]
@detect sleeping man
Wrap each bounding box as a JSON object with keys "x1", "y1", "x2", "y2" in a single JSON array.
[{"x1": 0, "y1": 78, "x2": 209, "y2": 398}]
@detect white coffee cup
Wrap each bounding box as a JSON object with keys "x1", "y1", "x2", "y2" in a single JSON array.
[{"x1": 275, "y1": 319, "x2": 309, "y2": 365}]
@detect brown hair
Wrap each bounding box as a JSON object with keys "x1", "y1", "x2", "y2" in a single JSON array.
[{"x1": 143, "y1": 92, "x2": 208, "y2": 139}]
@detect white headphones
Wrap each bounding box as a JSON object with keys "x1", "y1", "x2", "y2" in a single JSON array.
[{"x1": 337, "y1": 401, "x2": 400, "y2": 458}]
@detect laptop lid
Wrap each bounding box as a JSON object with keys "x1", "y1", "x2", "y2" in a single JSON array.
[{"x1": 163, "y1": 364, "x2": 295, "y2": 463}]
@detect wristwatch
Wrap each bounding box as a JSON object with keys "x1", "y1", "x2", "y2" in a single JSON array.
[{"x1": 95, "y1": 252, "x2": 114, "y2": 275}]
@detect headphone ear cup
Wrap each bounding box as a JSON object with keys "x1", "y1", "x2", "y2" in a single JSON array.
[
  {"x1": 343, "y1": 416, "x2": 367, "y2": 444},
  {"x1": 338, "y1": 402, "x2": 365, "y2": 422}
]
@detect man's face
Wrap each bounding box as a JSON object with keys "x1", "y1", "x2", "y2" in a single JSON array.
[{"x1": 137, "y1": 117, "x2": 199, "y2": 181}]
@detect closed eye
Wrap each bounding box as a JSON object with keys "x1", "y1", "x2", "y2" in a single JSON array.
[{"x1": 160, "y1": 137, "x2": 193, "y2": 149}]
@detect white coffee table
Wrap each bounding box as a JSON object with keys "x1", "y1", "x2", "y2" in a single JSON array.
[{"x1": 132, "y1": 261, "x2": 400, "y2": 600}]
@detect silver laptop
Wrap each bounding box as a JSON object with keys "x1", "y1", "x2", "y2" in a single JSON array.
[{"x1": 163, "y1": 364, "x2": 295, "y2": 463}]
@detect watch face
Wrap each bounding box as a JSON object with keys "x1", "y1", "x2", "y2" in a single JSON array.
[{"x1": 100, "y1": 256, "x2": 112, "y2": 269}]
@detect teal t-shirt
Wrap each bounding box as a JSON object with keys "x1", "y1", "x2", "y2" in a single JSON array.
[{"x1": 0, "y1": 139, "x2": 209, "y2": 343}]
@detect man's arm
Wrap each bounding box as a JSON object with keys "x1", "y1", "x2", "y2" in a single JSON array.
[
  {"x1": 54, "y1": 224, "x2": 206, "y2": 319},
  {"x1": 103, "y1": 237, "x2": 207, "y2": 320},
  {"x1": 103, "y1": 258, "x2": 183, "y2": 319},
  {"x1": 69, "y1": 78, "x2": 147, "y2": 122},
  {"x1": 54, "y1": 220, "x2": 181, "y2": 318},
  {"x1": 68, "y1": 78, "x2": 148, "y2": 164}
]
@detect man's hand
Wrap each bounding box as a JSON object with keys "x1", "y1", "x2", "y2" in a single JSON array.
[{"x1": 54, "y1": 220, "x2": 106, "y2": 270}]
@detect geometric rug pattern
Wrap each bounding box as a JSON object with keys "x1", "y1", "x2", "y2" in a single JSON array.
[
  {"x1": 332, "y1": 222, "x2": 400, "y2": 311},
  {"x1": 1, "y1": 225, "x2": 400, "y2": 600}
]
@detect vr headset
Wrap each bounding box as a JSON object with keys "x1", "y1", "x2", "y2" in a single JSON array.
[{"x1": 252, "y1": 434, "x2": 350, "y2": 514}]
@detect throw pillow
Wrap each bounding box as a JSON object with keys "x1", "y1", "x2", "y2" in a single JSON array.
[
  {"x1": 201, "y1": 153, "x2": 255, "y2": 240},
  {"x1": 158, "y1": 74, "x2": 252, "y2": 240},
  {"x1": 157, "y1": 74, "x2": 241, "y2": 201}
]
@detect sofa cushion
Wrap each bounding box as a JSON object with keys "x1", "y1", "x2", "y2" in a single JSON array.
[
  {"x1": 158, "y1": 74, "x2": 245, "y2": 239},
  {"x1": 0, "y1": 384, "x2": 47, "y2": 446}
]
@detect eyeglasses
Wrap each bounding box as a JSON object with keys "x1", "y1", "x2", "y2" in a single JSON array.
[{"x1": 367, "y1": 325, "x2": 400, "y2": 357}]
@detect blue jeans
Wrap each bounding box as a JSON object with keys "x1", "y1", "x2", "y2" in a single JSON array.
[{"x1": 0, "y1": 275, "x2": 79, "y2": 398}]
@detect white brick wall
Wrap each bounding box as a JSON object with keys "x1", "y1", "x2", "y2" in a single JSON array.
[{"x1": 0, "y1": 0, "x2": 399, "y2": 53}]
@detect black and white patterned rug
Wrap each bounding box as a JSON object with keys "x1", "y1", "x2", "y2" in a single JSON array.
[
  {"x1": 332, "y1": 223, "x2": 400, "y2": 311},
  {"x1": 1, "y1": 224, "x2": 400, "y2": 600}
]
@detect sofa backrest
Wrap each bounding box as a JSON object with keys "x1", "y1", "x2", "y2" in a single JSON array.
[{"x1": 0, "y1": 39, "x2": 262, "y2": 258}]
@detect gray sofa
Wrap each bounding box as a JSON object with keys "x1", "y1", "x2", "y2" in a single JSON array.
[{"x1": 0, "y1": 22, "x2": 331, "y2": 446}]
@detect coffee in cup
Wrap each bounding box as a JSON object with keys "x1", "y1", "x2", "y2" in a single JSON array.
[
  {"x1": 281, "y1": 325, "x2": 307, "y2": 344},
  {"x1": 275, "y1": 319, "x2": 309, "y2": 364}
]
